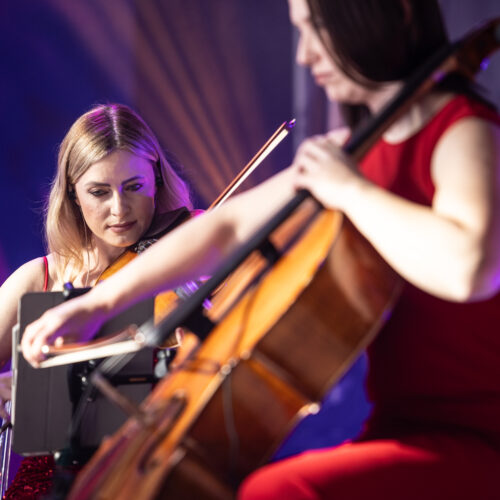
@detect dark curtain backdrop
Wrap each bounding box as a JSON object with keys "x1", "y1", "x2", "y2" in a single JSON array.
[{"x1": 1, "y1": 0, "x2": 499, "y2": 464}]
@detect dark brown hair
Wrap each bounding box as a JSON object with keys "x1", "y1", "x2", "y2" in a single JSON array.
[
  {"x1": 306, "y1": 0, "x2": 490, "y2": 127},
  {"x1": 307, "y1": 0, "x2": 448, "y2": 84}
]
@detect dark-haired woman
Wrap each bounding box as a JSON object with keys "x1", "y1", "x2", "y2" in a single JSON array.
[{"x1": 21, "y1": 0, "x2": 500, "y2": 498}]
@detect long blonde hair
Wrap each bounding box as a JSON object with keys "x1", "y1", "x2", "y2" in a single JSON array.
[{"x1": 46, "y1": 103, "x2": 193, "y2": 283}]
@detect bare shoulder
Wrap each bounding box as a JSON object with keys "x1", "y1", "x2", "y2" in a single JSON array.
[
  {"x1": 435, "y1": 115, "x2": 499, "y2": 157},
  {"x1": 431, "y1": 116, "x2": 500, "y2": 240},
  {"x1": 0, "y1": 256, "x2": 47, "y2": 297},
  {"x1": 432, "y1": 116, "x2": 500, "y2": 183}
]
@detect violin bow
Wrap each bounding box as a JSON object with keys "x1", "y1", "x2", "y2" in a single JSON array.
[{"x1": 210, "y1": 119, "x2": 295, "y2": 209}]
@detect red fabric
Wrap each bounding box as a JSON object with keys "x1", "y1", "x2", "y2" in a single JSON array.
[
  {"x1": 42, "y1": 256, "x2": 48, "y2": 292},
  {"x1": 4, "y1": 455, "x2": 55, "y2": 499},
  {"x1": 360, "y1": 96, "x2": 500, "y2": 444},
  {"x1": 239, "y1": 433, "x2": 500, "y2": 500},
  {"x1": 239, "y1": 96, "x2": 500, "y2": 499}
]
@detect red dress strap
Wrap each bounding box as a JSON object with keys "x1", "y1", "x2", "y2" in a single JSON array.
[{"x1": 42, "y1": 255, "x2": 49, "y2": 292}]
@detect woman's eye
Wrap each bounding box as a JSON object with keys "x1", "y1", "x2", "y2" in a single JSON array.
[
  {"x1": 126, "y1": 183, "x2": 143, "y2": 192},
  {"x1": 89, "y1": 189, "x2": 107, "y2": 197}
]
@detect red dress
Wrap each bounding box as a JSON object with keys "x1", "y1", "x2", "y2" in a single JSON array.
[{"x1": 239, "y1": 95, "x2": 500, "y2": 500}]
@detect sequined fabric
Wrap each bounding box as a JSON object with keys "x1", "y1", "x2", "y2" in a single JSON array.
[{"x1": 4, "y1": 455, "x2": 54, "y2": 499}]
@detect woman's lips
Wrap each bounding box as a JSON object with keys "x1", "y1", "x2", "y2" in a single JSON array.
[
  {"x1": 109, "y1": 221, "x2": 136, "y2": 233},
  {"x1": 313, "y1": 73, "x2": 331, "y2": 84}
]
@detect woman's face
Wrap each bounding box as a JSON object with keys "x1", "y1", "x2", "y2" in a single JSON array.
[
  {"x1": 288, "y1": 0, "x2": 370, "y2": 105},
  {"x1": 73, "y1": 149, "x2": 156, "y2": 251}
]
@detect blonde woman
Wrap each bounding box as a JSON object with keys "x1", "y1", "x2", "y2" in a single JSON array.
[{"x1": 0, "y1": 102, "x2": 195, "y2": 498}]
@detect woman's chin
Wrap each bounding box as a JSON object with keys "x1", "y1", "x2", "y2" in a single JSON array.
[{"x1": 102, "y1": 233, "x2": 140, "y2": 250}]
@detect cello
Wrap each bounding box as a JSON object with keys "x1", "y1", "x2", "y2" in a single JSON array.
[{"x1": 66, "y1": 18, "x2": 500, "y2": 500}]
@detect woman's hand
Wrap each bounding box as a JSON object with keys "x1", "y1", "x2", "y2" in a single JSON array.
[
  {"x1": 0, "y1": 371, "x2": 12, "y2": 421},
  {"x1": 21, "y1": 294, "x2": 108, "y2": 367},
  {"x1": 292, "y1": 131, "x2": 365, "y2": 213}
]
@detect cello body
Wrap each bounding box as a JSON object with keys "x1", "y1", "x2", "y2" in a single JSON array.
[{"x1": 68, "y1": 200, "x2": 400, "y2": 499}]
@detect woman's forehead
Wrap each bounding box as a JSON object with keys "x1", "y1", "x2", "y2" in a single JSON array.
[
  {"x1": 77, "y1": 150, "x2": 155, "y2": 185},
  {"x1": 288, "y1": 0, "x2": 312, "y2": 27}
]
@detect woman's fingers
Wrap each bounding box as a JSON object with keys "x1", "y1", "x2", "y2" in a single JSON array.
[
  {"x1": 0, "y1": 371, "x2": 12, "y2": 421},
  {"x1": 291, "y1": 133, "x2": 361, "y2": 211},
  {"x1": 21, "y1": 302, "x2": 77, "y2": 365},
  {"x1": 21, "y1": 314, "x2": 57, "y2": 366},
  {"x1": 326, "y1": 127, "x2": 350, "y2": 145},
  {"x1": 20, "y1": 296, "x2": 107, "y2": 367},
  {"x1": 0, "y1": 401, "x2": 9, "y2": 422},
  {"x1": 0, "y1": 371, "x2": 12, "y2": 400}
]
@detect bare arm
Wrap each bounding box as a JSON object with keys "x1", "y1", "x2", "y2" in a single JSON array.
[{"x1": 295, "y1": 117, "x2": 500, "y2": 301}]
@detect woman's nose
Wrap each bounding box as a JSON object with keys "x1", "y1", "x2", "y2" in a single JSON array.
[
  {"x1": 110, "y1": 191, "x2": 129, "y2": 217},
  {"x1": 296, "y1": 30, "x2": 315, "y2": 67}
]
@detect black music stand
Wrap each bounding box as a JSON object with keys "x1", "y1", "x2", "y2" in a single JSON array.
[{"x1": 11, "y1": 290, "x2": 155, "y2": 455}]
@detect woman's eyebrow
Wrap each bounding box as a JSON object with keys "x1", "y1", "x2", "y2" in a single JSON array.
[
  {"x1": 83, "y1": 175, "x2": 145, "y2": 188},
  {"x1": 121, "y1": 175, "x2": 145, "y2": 185}
]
